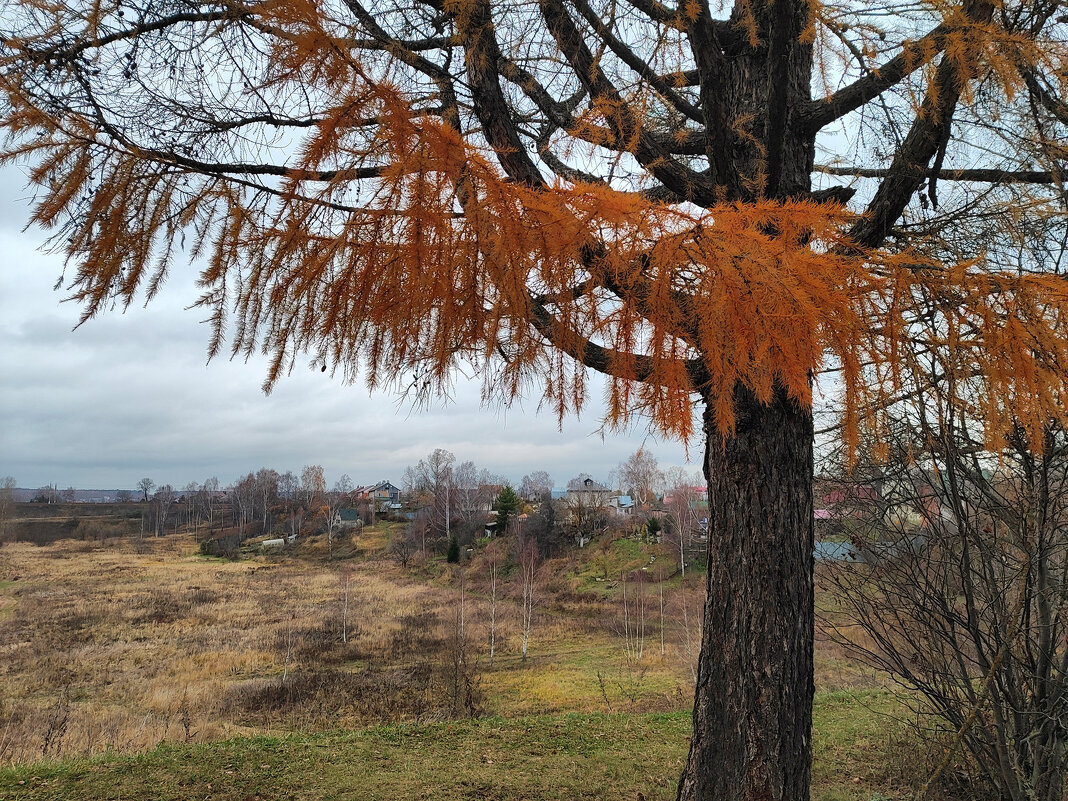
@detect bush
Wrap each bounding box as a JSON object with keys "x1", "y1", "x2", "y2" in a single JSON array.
[
  {"x1": 199, "y1": 535, "x2": 240, "y2": 558},
  {"x1": 823, "y1": 420, "x2": 1068, "y2": 801},
  {"x1": 224, "y1": 668, "x2": 435, "y2": 725}
]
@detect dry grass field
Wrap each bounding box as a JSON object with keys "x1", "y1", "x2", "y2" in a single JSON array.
[
  {"x1": 0, "y1": 528, "x2": 709, "y2": 763},
  {"x1": 0, "y1": 526, "x2": 946, "y2": 800}
]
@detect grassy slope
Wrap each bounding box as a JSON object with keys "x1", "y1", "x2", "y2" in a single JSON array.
[
  {"x1": 0, "y1": 530, "x2": 920, "y2": 800},
  {"x1": 0, "y1": 691, "x2": 908, "y2": 801},
  {"x1": 1, "y1": 714, "x2": 685, "y2": 801}
]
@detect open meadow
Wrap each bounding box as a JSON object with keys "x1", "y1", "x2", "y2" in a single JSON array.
[{"x1": 0, "y1": 523, "x2": 961, "y2": 801}]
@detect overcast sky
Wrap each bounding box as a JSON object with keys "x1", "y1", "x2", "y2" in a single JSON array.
[{"x1": 0, "y1": 163, "x2": 700, "y2": 492}]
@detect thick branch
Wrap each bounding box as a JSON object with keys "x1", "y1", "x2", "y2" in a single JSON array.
[
  {"x1": 455, "y1": 0, "x2": 546, "y2": 186},
  {"x1": 497, "y1": 58, "x2": 578, "y2": 133},
  {"x1": 685, "y1": 0, "x2": 735, "y2": 197},
  {"x1": 817, "y1": 164, "x2": 1064, "y2": 185},
  {"x1": 530, "y1": 278, "x2": 600, "y2": 306},
  {"x1": 658, "y1": 68, "x2": 701, "y2": 87},
  {"x1": 848, "y1": 0, "x2": 995, "y2": 249},
  {"x1": 587, "y1": 247, "x2": 702, "y2": 348},
  {"x1": 800, "y1": 24, "x2": 950, "y2": 133},
  {"x1": 342, "y1": 0, "x2": 459, "y2": 108},
  {"x1": 534, "y1": 126, "x2": 608, "y2": 185},
  {"x1": 764, "y1": 0, "x2": 808, "y2": 199},
  {"x1": 499, "y1": 57, "x2": 707, "y2": 156},
  {"x1": 619, "y1": 0, "x2": 684, "y2": 27},
  {"x1": 533, "y1": 121, "x2": 690, "y2": 201},
  {"x1": 1022, "y1": 68, "x2": 1068, "y2": 128},
  {"x1": 528, "y1": 301, "x2": 710, "y2": 388},
  {"x1": 538, "y1": 0, "x2": 720, "y2": 206},
  {"x1": 569, "y1": 0, "x2": 702, "y2": 121}
]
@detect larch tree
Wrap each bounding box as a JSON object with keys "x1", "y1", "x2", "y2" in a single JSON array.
[{"x1": 3, "y1": 1, "x2": 1068, "y2": 799}]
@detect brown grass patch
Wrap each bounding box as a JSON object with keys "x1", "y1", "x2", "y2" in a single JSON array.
[{"x1": 0, "y1": 534, "x2": 879, "y2": 767}]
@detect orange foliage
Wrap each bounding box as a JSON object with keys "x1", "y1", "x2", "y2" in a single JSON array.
[{"x1": 2, "y1": 0, "x2": 1068, "y2": 453}]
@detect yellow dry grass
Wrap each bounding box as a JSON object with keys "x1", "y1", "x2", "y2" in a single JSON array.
[
  {"x1": 0, "y1": 535, "x2": 441, "y2": 761},
  {"x1": 0, "y1": 533, "x2": 878, "y2": 767}
]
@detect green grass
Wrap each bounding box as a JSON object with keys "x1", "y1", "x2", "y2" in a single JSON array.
[
  {"x1": 813, "y1": 688, "x2": 915, "y2": 800},
  {"x1": 0, "y1": 714, "x2": 691, "y2": 801},
  {"x1": 572, "y1": 538, "x2": 660, "y2": 593},
  {"x1": 481, "y1": 644, "x2": 686, "y2": 716},
  {"x1": 0, "y1": 693, "x2": 918, "y2": 801}
]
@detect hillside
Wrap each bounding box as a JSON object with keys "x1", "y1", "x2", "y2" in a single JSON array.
[
  {"x1": 0, "y1": 519, "x2": 953, "y2": 800},
  {"x1": 0, "y1": 701, "x2": 923, "y2": 801}
]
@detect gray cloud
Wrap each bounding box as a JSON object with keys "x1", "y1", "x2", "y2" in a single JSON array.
[{"x1": 0, "y1": 170, "x2": 698, "y2": 491}]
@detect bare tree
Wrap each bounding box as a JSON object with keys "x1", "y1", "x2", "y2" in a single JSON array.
[
  {"x1": 200, "y1": 477, "x2": 219, "y2": 532},
  {"x1": 136, "y1": 478, "x2": 154, "y2": 504},
  {"x1": 663, "y1": 466, "x2": 699, "y2": 493},
  {"x1": 487, "y1": 541, "x2": 501, "y2": 667},
  {"x1": 452, "y1": 460, "x2": 492, "y2": 533},
  {"x1": 0, "y1": 476, "x2": 16, "y2": 541},
  {"x1": 519, "y1": 471, "x2": 553, "y2": 501},
  {"x1": 254, "y1": 468, "x2": 280, "y2": 533},
  {"x1": 300, "y1": 465, "x2": 326, "y2": 509},
  {"x1": 277, "y1": 471, "x2": 300, "y2": 538},
  {"x1": 150, "y1": 484, "x2": 174, "y2": 536},
  {"x1": 409, "y1": 508, "x2": 434, "y2": 557},
  {"x1": 389, "y1": 526, "x2": 417, "y2": 568},
  {"x1": 664, "y1": 485, "x2": 701, "y2": 576},
  {"x1": 404, "y1": 449, "x2": 456, "y2": 547},
  {"x1": 231, "y1": 474, "x2": 257, "y2": 534},
  {"x1": 518, "y1": 537, "x2": 539, "y2": 663},
  {"x1": 617, "y1": 449, "x2": 664, "y2": 506},
  {"x1": 822, "y1": 365, "x2": 1068, "y2": 801},
  {"x1": 659, "y1": 567, "x2": 666, "y2": 659},
  {"x1": 621, "y1": 571, "x2": 646, "y2": 663},
  {"x1": 326, "y1": 474, "x2": 353, "y2": 557},
  {"x1": 565, "y1": 488, "x2": 610, "y2": 547},
  {"x1": 183, "y1": 481, "x2": 200, "y2": 537}
]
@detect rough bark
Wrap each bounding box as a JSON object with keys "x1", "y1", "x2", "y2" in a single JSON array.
[{"x1": 677, "y1": 385, "x2": 815, "y2": 801}]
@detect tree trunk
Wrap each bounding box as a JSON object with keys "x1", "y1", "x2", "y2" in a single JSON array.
[{"x1": 678, "y1": 384, "x2": 814, "y2": 801}]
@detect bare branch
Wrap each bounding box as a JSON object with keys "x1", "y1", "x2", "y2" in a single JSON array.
[
  {"x1": 801, "y1": 24, "x2": 951, "y2": 133},
  {"x1": 528, "y1": 299, "x2": 709, "y2": 388},
  {"x1": 849, "y1": 0, "x2": 996, "y2": 249},
  {"x1": 817, "y1": 164, "x2": 1065, "y2": 185},
  {"x1": 539, "y1": 0, "x2": 719, "y2": 206},
  {"x1": 569, "y1": 0, "x2": 702, "y2": 121},
  {"x1": 454, "y1": 0, "x2": 545, "y2": 186}
]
